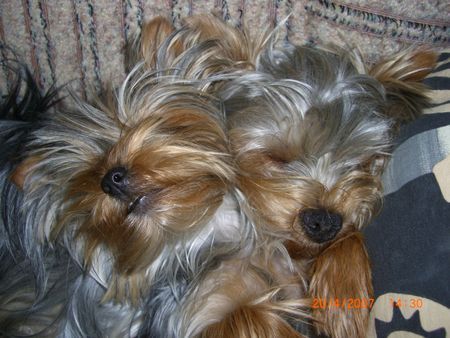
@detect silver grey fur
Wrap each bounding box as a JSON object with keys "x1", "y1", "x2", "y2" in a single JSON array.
[
  {"x1": 220, "y1": 44, "x2": 393, "y2": 195},
  {"x1": 1, "y1": 31, "x2": 407, "y2": 338},
  {"x1": 0, "y1": 63, "x2": 256, "y2": 337}
]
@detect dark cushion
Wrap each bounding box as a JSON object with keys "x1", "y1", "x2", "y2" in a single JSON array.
[{"x1": 364, "y1": 51, "x2": 450, "y2": 337}]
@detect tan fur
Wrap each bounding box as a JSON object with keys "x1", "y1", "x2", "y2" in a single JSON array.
[
  {"x1": 124, "y1": 16, "x2": 177, "y2": 71},
  {"x1": 190, "y1": 258, "x2": 309, "y2": 338},
  {"x1": 233, "y1": 149, "x2": 381, "y2": 337},
  {"x1": 17, "y1": 15, "x2": 434, "y2": 337},
  {"x1": 370, "y1": 48, "x2": 438, "y2": 124},
  {"x1": 10, "y1": 90, "x2": 238, "y2": 305},
  {"x1": 180, "y1": 15, "x2": 262, "y2": 70},
  {"x1": 63, "y1": 108, "x2": 233, "y2": 276},
  {"x1": 225, "y1": 41, "x2": 438, "y2": 337},
  {"x1": 9, "y1": 15, "x2": 309, "y2": 333},
  {"x1": 132, "y1": 15, "x2": 309, "y2": 335},
  {"x1": 309, "y1": 232, "x2": 373, "y2": 338},
  {"x1": 137, "y1": 14, "x2": 270, "y2": 83},
  {"x1": 140, "y1": 17, "x2": 177, "y2": 68},
  {"x1": 234, "y1": 145, "x2": 383, "y2": 255},
  {"x1": 232, "y1": 136, "x2": 382, "y2": 337},
  {"x1": 200, "y1": 304, "x2": 304, "y2": 338},
  {"x1": 10, "y1": 156, "x2": 42, "y2": 189}
]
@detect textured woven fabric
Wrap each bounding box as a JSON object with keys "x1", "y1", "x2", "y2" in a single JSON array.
[
  {"x1": 0, "y1": 0, "x2": 449, "y2": 97},
  {"x1": 365, "y1": 51, "x2": 450, "y2": 338}
]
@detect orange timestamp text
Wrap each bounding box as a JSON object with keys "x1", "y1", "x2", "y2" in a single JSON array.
[
  {"x1": 312, "y1": 298, "x2": 374, "y2": 309},
  {"x1": 389, "y1": 297, "x2": 423, "y2": 309}
]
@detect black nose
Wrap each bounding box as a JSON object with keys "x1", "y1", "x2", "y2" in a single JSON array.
[
  {"x1": 101, "y1": 167, "x2": 129, "y2": 199},
  {"x1": 300, "y1": 209, "x2": 342, "y2": 243}
]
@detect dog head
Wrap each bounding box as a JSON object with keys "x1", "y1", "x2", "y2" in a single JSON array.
[
  {"x1": 221, "y1": 45, "x2": 436, "y2": 257},
  {"x1": 12, "y1": 68, "x2": 234, "y2": 286}
]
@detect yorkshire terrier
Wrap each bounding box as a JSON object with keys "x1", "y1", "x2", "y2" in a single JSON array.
[
  {"x1": 131, "y1": 16, "x2": 310, "y2": 338},
  {"x1": 0, "y1": 18, "x2": 306, "y2": 337},
  {"x1": 0, "y1": 54, "x2": 245, "y2": 336},
  {"x1": 0, "y1": 14, "x2": 436, "y2": 337},
  {"x1": 218, "y1": 42, "x2": 437, "y2": 337},
  {"x1": 121, "y1": 15, "x2": 439, "y2": 337}
]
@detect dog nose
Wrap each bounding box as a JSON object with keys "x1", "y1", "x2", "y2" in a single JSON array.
[
  {"x1": 101, "y1": 167, "x2": 129, "y2": 199},
  {"x1": 300, "y1": 209, "x2": 342, "y2": 243}
]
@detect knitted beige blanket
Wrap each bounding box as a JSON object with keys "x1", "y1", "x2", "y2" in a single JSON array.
[{"x1": 1, "y1": 0, "x2": 449, "y2": 96}]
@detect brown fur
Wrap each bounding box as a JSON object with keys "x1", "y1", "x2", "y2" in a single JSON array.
[
  {"x1": 130, "y1": 15, "x2": 310, "y2": 335},
  {"x1": 370, "y1": 48, "x2": 438, "y2": 125},
  {"x1": 136, "y1": 14, "x2": 269, "y2": 83},
  {"x1": 128, "y1": 20, "x2": 438, "y2": 337},
  {"x1": 305, "y1": 49, "x2": 437, "y2": 337},
  {"x1": 233, "y1": 147, "x2": 382, "y2": 337},
  {"x1": 179, "y1": 15, "x2": 261, "y2": 70},
  {"x1": 201, "y1": 304, "x2": 304, "y2": 338},
  {"x1": 226, "y1": 45, "x2": 437, "y2": 337},
  {"x1": 65, "y1": 108, "x2": 233, "y2": 275},
  {"x1": 10, "y1": 156, "x2": 42, "y2": 188},
  {"x1": 15, "y1": 87, "x2": 235, "y2": 304},
  {"x1": 193, "y1": 258, "x2": 309, "y2": 338},
  {"x1": 140, "y1": 16, "x2": 178, "y2": 68},
  {"x1": 124, "y1": 16, "x2": 178, "y2": 71},
  {"x1": 309, "y1": 232, "x2": 373, "y2": 338},
  {"x1": 234, "y1": 144, "x2": 383, "y2": 257}
]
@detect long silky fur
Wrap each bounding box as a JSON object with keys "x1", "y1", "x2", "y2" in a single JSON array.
[
  {"x1": 129, "y1": 15, "x2": 273, "y2": 88},
  {"x1": 369, "y1": 47, "x2": 437, "y2": 125},
  {"x1": 131, "y1": 16, "x2": 311, "y2": 337},
  {"x1": 0, "y1": 58, "x2": 263, "y2": 336},
  {"x1": 0, "y1": 63, "x2": 135, "y2": 337},
  {"x1": 136, "y1": 193, "x2": 257, "y2": 338},
  {"x1": 0, "y1": 63, "x2": 60, "y2": 282},
  {"x1": 217, "y1": 43, "x2": 436, "y2": 338},
  {"x1": 0, "y1": 64, "x2": 83, "y2": 336},
  {"x1": 1, "y1": 19, "x2": 300, "y2": 337}
]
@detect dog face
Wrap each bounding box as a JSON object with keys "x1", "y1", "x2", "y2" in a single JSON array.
[
  {"x1": 222, "y1": 46, "x2": 394, "y2": 257},
  {"x1": 13, "y1": 69, "x2": 234, "y2": 278},
  {"x1": 220, "y1": 44, "x2": 437, "y2": 337}
]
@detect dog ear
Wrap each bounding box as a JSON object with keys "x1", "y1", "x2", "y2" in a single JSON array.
[
  {"x1": 369, "y1": 49, "x2": 438, "y2": 125},
  {"x1": 309, "y1": 232, "x2": 373, "y2": 338},
  {"x1": 180, "y1": 14, "x2": 262, "y2": 71},
  {"x1": 140, "y1": 17, "x2": 180, "y2": 68},
  {"x1": 124, "y1": 16, "x2": 177, "y2": 71}
]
